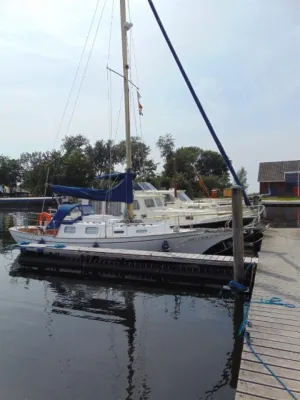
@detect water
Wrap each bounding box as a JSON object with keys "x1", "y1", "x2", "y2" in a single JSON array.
[
  {"x1": 0, "y1": 211, "x2": 238, "y2": 400},
  {"x1": 263, "y1": 205, "x2": 300, "y2": 227}
]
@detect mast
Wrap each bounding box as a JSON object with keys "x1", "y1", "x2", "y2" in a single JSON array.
[
  {"x1": 120, "y1": 0, "x2": 134, "y2": 219},
  {"x1": 173, "y1": 156, "x2": 177, "y2": 198}
]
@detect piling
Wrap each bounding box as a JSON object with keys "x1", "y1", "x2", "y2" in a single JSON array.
[{"x1": 232, "y1": 185, "x2": 245, "y2": 283}]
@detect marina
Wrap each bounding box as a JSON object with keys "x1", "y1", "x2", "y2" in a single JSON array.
[{"x1": 0, "y1": 0, "x2": 297, "y2": 398}]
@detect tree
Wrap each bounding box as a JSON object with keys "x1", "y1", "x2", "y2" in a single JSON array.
[
  {"x1": 115, "y1": 136, "x2": 157, "y2": 179},
  {"x1": 195, "y1": 150, "x2": 229, "y2": 178},
  {"x1": 236, "y1": 166, "x2": 248, "y2": 191},
  {"x1": 156, "y1": 133, "x2": 175, "y2": 160},
  {"x1": 62, "y1": 134, "x2": 89, "y2": 154},
  {"x1": 160, "y1": 146, "x2": 202, "y2": 198},
  {"x1": 20, "y1": 151, "x2": 63, "y2": 195},
  {"x1": 0, "y1": 156, "x2": 22, "y2": 193},
  {"x1": 194, "y1": 150, "x2": 230, "y2": 194}
]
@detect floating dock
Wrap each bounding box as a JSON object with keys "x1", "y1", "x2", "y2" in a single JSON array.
[
  {"x1": 16, "y1": 244, "x2": 257, "y2": 286},
  {"x1": 236, "y1": 228, "x2": 300, "y2": 399}
]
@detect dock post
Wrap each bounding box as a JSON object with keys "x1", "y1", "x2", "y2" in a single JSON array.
[{"x1": 232, "y1": 185, "x2": 245, "y2": 283}]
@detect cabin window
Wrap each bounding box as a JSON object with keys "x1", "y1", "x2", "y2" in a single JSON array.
[
  {"x1": 85, "y1": 227, "x2": 99, "y2": 235},
  {"x1": 64, "y1": 226, "x2": 76, "y2": 234},
  {"x1": 106, "y1": 202, "x2": 122, "y2": 216},
  {"x1": 133, "y1": 200, "x2": 140, "y2": 210},
  {"x1": 114, "y1": 230, "x2": 124, "y2": 234},
  {"x1": 164, "y1": 194, "x2": 175, "y2": 203},
  {"x1": 178, "y1": 192, "x2": 192, "y2": 202},
  {"x1": 81, "y1": 205, "x2": 95, "y2": 215},
  {"x1": 155, "y1": 197, "x2": 164, "y2": 207},
  {"x1": 185, "y1": 216, "x2": 194, "y2": 220},
  {"x1": 136, "y1": 229, "x2": 147, "y2": 233},
  {"x1": 144, "y1": 198, "x2": 155, "y2": 208}
]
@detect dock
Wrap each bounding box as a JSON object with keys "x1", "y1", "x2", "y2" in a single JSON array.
[
  {"x1": 16, "y1": 244, "x2": 257, "y2": 286},
  {"x1": 236, "y1": 228, "x2": 300, "y2": 399}
]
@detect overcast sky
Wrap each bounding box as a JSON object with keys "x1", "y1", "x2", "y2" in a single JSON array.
[{"x1": 0, "y1": 0, "x2": 299, "y2": 191}]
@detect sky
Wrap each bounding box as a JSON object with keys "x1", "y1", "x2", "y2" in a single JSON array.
[{"x1": 0, "y1": 0, "x2": 299, "y2": 192}]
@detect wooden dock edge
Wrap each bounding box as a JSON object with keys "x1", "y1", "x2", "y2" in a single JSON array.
[{"x1": 235, "y1": 228, "x2": 300, "y2": 400}]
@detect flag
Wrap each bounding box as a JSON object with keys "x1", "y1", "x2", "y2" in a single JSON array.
[{"x1": 137, "y1": 90, "x2": 143, "y2": 116}]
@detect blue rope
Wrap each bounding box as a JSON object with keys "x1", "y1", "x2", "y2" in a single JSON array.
[
  {"x1": 19, "y1": 241, "x2": 30, "y2": 246},
  {"x1": 47, "y1": 244, "x2": 66, "y2": 249},
  {"x1": 252, "y1": 297, "x2": 296, "y2": 308},
  {"x1": 244, "y1": 331, "x2": 299, "y2": 400},
  {"x1": 227, "y1": 262, "x2": 256, "y2": 293},
  {"x1": 238, "y1": 302, "x2": 251, "y2": 336},
  {"x1": 245, "y1": 262, "x2": 255, "y2": 273},
  {"x1": 238, "y1": 298, "x2": 297, "y2": 399},
  {"x1": 228, "y1": 280, "x2": 249, "y2": 293}
]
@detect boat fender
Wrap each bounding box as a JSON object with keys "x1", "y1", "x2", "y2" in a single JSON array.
[
  {"x1": 38, "y1": 238, "x2": 45, "y2": 244},
  {"x1": 93, "y1": 242, "x2": 99, "y2": 248},
  {"x1": 162, "y1": 240, "x2": 170, "y2": 252}
]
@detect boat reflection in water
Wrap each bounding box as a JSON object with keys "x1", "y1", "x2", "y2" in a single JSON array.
[{"x1": 7, "y1": 257, "x2": 238, "y2": 400}]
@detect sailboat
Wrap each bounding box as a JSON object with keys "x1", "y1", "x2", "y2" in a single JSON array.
[{"x1": 9, "y1": 0, "x2": 234, "y2": 253}]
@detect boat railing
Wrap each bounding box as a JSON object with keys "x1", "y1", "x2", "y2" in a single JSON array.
[{"x1": 9, "y1": 212, "x2": 39, "y2": 228}]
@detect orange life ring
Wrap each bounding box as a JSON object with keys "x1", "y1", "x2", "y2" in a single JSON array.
[{"x1": 37, "y1": 212, "x2": 52, "y2": 226}]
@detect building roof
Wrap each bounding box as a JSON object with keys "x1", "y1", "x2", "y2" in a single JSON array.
[{"x1": 258, "y1": 160, "x2": 300, "y2": 182}]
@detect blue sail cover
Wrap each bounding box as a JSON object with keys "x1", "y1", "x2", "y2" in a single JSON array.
[{"x1": 51, "y1": 172, "x2": 134, "y2": 203}]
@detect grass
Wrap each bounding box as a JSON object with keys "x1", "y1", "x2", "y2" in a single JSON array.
[{"x1": 263, "y1": 196, "x2": 300, "y2": 201}]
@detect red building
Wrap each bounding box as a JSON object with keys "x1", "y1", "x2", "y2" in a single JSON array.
[{"x1": 258, "y1": 160, "x2": 300, "y2": 196}]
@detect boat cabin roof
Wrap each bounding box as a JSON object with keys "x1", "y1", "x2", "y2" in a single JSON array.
[{"x1": 47, "y1": 203, "x2": 95, "y2": 230}]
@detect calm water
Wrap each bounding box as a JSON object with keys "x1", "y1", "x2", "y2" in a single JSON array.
[
  {"x1": 263, "y1": 205, "x2": 300, "y2": 227},
  {"x1": 0, "y1": 211, "x2": 238, "y2": 400}
]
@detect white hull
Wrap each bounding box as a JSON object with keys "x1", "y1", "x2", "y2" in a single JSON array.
[
  {"x1": 143, "y1": 212, "x2": 256, "y2": 228},
  {"x1": 9, "y1": 226, "x2": 233, "y2": 254}
]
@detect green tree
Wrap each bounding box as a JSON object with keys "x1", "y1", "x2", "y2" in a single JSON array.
[
  {"x1": 62, "y1": 134, "x2": 89, "y2": 154},
  {"x1": 85, "y1": 139, "x2": 120, "y2": 176},
  {"x1": 195, "y1": 150, "x2": 229, "y2": 178},
  {"x1": 156, "y1": 133, "x2": 175, "y2": 160},
  {"x1": 20, "y1": 151, "x2": 63, "y2": 195},
  {"x1": 0, "y1": 156, "x2": 22, "y2": 193},
  {"x1": 115, "y1": 136, "x2": 157, "y2": 179},
  {"x1": 236, "y1": 166, "x2": 248, "y2": 190},
  {"x1": 194, "y1": 150, "x2": 230, "y2": 194},
  {"x1": 161, "y1": 146, "x2": 202, "y2": 198}
]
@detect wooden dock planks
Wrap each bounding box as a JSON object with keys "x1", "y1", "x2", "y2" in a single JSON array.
[
  {"x1": 236, "y1": 228, "x2": 300, "y2": 400},
  {"x1": 19, "y1": 243, "x2": 258, "y2": 268}
]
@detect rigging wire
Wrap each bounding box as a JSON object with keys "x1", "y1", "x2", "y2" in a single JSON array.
[
  {"x1": 114, "y1": 92, "x2": 124, "y2": 143},
  {"x1": 131, "y1": 90, "x2": 145, "y2": 177},
  {"x1": 43, "y1": 0, "x2": 103, "y2": 207},
  {"x1": 65, "y1": 0, "x2": 108, "y2": 137},
  {"x1": 52, "y1": 0, "x2": 102, "y2": 151},
  {"x1": 107, "y1": 0, "x2": 115, "y2": 65},
  {"x1": 107, "y1": 68, "x2": 113, "y2": 198},
  {"x1": 127, "y1": 0, "x2": 145, "y2": 178},
  {"x1": 107, "y1": 0, "x2": 115, "y2": 191}
]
